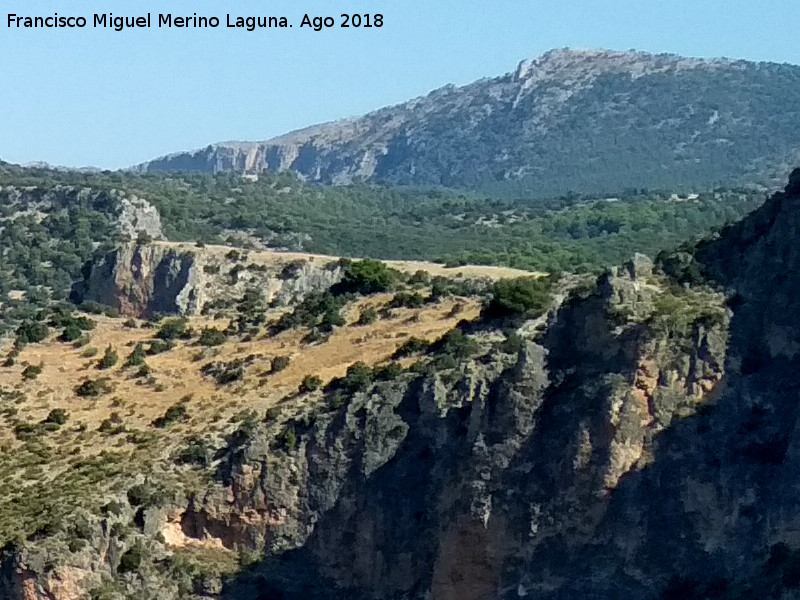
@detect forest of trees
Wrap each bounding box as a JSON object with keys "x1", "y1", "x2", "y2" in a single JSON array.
[{"x1": 0, "y1": 162, "x2": 767, "y2": 329}]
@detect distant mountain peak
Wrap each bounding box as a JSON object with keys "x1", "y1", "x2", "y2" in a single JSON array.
[
  {"x1": 137, "y1": 49, "x2": 800, "y2": 195},
  {"x1": 514, "y1": 47, "x2": 732, "y2": 84}
]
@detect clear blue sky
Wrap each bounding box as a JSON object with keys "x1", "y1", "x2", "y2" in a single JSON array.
[{"x1": 2, "y1": 0, "x2": 800, "y2": 169}]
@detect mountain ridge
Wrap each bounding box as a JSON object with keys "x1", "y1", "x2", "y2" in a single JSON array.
[{"x1": 135, "y1": 48, "x2": 800, "y2": 196}]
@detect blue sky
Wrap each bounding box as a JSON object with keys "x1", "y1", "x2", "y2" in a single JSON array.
[{"x1": 2, "y1": 0, "x2": 800, "y2": 169}]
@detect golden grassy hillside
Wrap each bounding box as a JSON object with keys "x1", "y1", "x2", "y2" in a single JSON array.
[{"x1": 0, "y1": 288, "x2": 490, "y2": 542}]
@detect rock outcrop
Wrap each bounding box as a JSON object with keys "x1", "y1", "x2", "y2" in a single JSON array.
[{"x1": 74, "y1": 243, "x2": 343, "y2": 317}]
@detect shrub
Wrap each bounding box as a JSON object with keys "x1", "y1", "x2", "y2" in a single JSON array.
[
  {"x1": 75, "y1": 378, "x2": 112, "y2": 397},
  {"x1": 341, "y1": 361, "x2": 373, "y2": 393},
  {"x1": 44, "y1": 408, "x2": 68, "y2": 426},
  {"x1": 59, "y1": 323, "x2": 83, "y2": 342},
  {"x1": 389, "y1": 291, "x2": 424, "y2": 309},
  {"x1": 152, "y1": 401, "x2": 189, "y2": 428},
  {"x1": 175, "y1": 436, "x2": 211, "y2": 467},
  {"x1": 272, "y1": 292, "x2": 348, "y2": 335},
  {"x1": 332, "y1": 259, "x2": 397, "y2": 295},
  {"x1": 374, "y1": 362, "x2": 404, "y2": 381},
  {"x1": 276, "y1": 427, "x2": 297, "y2": 452},
  {"x1": 498, "y1": 332, "x2": 524, "y2": 354},
  {"x1": 408, "y1": 270, "x2": 431, "y2": 286},
  {"x1": 198, "y1": 327, "x2": 227, "y2": 347},
  {"x1": 156, "y1": 318, "x2": 189, "y2": 341},
  {"x1": 280, "y1": 259, "x2": 307, "y2": 280},
  {"x1": 118, "y1": 542, "x2": 146, "y2": 574},
  {"x1": 97, "y1": 345, "x2": 119, "y2": 370},
  {"x1": 429, "y1": 277, "x2": 453, "y2": 301},
  {"x1": 15, "y1": 321, "x2": 49, "y2": 345},
  {"x1": 200, "y1": 359, "x2": 245, "y2": 385},
  {"x1": 393, "y1": 337, "x2": 429, "y2": 358},
  {"x1": 146, "y1": 339, "x2": 174, "y2": 355},
  {"x1": 78, "y1": 301, "x2": 119, "y2": 318},
  {"x1": 431, "y1": 329, "x2": 480, "y2": 359},
  {"x1": 300, "y1": 374, "x2": 323, "y2": 393},
  {"x1": 81, "y1": 347, "x2": 99, "y2": 358},
  {"x1": 271, "y1": 355, "x2": 290, "y2": 373},
  {"x1": 358, "y1": 307, "x2": 378, "y2": 325},
  {"x1": 125, "y1": 343, "x2": 146, "y2": 367},
  {"x1": 72, "y1": 334, "x2": 91, "y2": 348},
  {"x1": 484, "y1": 276, "x2": 555, "y2": 319},
  {"x1": 22, "y1": 364, "x2": 42, "y2": 380},
  {"x1": 122, "y1": 319, "x2": 138, "y2": 328}
]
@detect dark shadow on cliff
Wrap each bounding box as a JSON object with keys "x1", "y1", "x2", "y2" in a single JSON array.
[{"x1": 219, "y1": 372, "x2": 486, "y2": 600}]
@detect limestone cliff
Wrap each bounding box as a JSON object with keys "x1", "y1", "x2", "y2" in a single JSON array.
[
  {"x1": 8, "y1": 175, "x2": 800, "y2": 599},
  {"x1": 74, "y1": 243, "x2": 344, "y2": 318}
]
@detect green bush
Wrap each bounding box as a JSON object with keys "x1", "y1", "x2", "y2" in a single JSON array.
[
  {"x1": 200, "y1": 359, "x2": 245, "y2": 385},
  {"x1": 389, "y1": 291, "x2": 425, "y2": 309},
  {"x1": 393, "y1": 337, "x2": 429, "y2": 358},
  {"x1": 75, "y1": 377, "x2": 112, "y2": 397},
  {"x1": 97, "y1": 345, "x2": 118, "y2": 370},
  {"x1": 118, "y1": 542, "x2": 146, "y2": 574},
  {"x1": 271, "y1": 355, "x2": 290, "y2": 373},
  {"x1": 374, "y1": 362, "x2": 404, "y2": 381},
  {"x1": 152, "y1": 401, "x2": 189, "y2": 428},
  {"x1": 21, "y1": 364, "x2": 42, "y2": 380},
  {"x1": 198, "y1": 327, "x2": 226, "y2": 347},
  {"x1": 15, "y1": 321, "x2": 49, "y2": 345},
  {"x1": 341, "y1": 361, "x2": 373, "y2": 393},
  {"x1": 44, "y1": 408, "x2": 68, "y2": 425},
  {"x1": 124, "y1": 343, "x2": 146, "y2": 367},
  {"x1": 431, "y1": 329, "x2": 480, "y2": 359},
  {"x1": 333, "y1": 259, "x2": 397, "y2": 295},
  {"x1": 156, "y1": 318, "x2": 189, "y2": 341},
  {"x1": 59, "y1": 323, "x2": 83, "y2": 342},
  {"x1": 299, "y1": 374, "x2": 323, "y2": 393},
  {"x1": 408, "y1": 270, "x2": 431, "y2": 286},
  {"x1": 498, "y1": 332, "x2": 524, "y2": 354},
  {"x1": 358, "y1": 307, "x2": 378, "y2": 325},
  {"x1": 276, "y1": 427, "x2": 297, "y2": 452},
  {"x1": 146, "y1": 339, "x2": 174, "y2": 355},
  {"x1": 484, "y1": 276, "x2": 555, "y2": 319},
  {"x1": 175, "y1": 436, "x2": 211, "y2": 467}
]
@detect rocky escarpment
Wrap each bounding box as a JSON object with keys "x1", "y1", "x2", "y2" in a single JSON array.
[
  {"x1": 137, "y1": 49, "x2": 800, "y2": 194},
  {"x1": 183, "y1": 254, "x2": 730, "y2": 600},
  {"x1": 9, "y1": 175, "x2": 800, "y2": 599},
  {"x1": 74, "y1": 243, "x2": 344, "y2": 317},
  {"x1": 5, "y1": 252, "x2": 733, "y2": 600}
]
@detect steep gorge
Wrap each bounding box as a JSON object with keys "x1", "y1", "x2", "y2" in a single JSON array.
[{"x1": 5, "y1": 174, "x2": 800, "y2": 599}]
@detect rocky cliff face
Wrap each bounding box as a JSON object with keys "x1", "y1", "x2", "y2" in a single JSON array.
[
  {"x1": 8, "y1": 176, "x2": 800, "y2": 599},
  {"x1": 74, "y1": 243, "x2": 343, "y2": 317},
  {"x1": 137, "y1": 49, "x2": 800, "y2": 195}
]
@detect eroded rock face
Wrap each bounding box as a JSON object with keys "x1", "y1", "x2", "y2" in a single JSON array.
[
  {"x1": 10, "y1": 176, "x2": 800, "y2": 599},
  {"x1": 171, "y1": 263, "x2": 728, "y2": 600},
  {"x1": 74, "y1": 243, "x2": 344, "y2": 317}
]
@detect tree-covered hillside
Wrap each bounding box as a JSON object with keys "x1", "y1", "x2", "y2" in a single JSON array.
[{"x1": 0, "y1": 164, "x2": 764, "y2": 281}]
